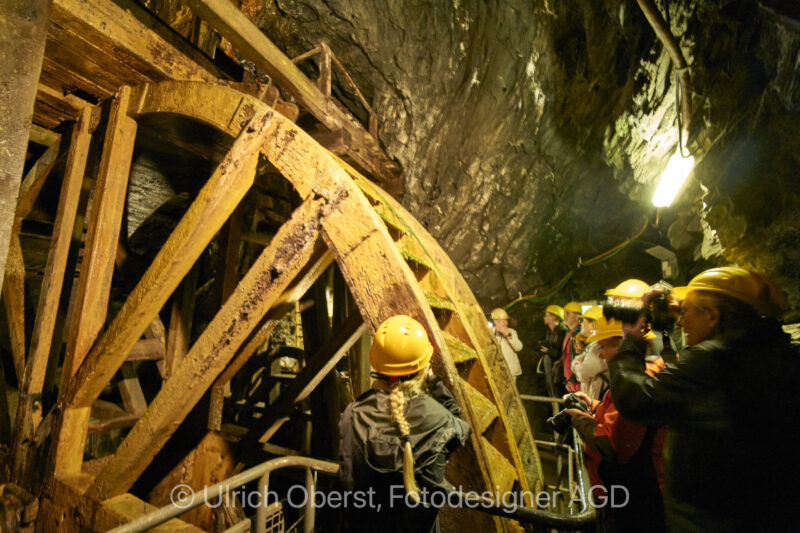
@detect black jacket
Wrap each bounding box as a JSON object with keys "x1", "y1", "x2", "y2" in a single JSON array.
[
  {"x1": 609, "y1": 321, "x2": 800, "y2": 531},
  {"x1": 338, "y1": 375, "x2": 470, "y2": 533}
]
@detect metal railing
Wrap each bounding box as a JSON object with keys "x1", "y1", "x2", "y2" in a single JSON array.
[
  {"x1": 107, "y1": 456, "x2": 339, "y2": 533},
  {"x1": 110, "y1": 394, "x2": 595, "y2": 532}
]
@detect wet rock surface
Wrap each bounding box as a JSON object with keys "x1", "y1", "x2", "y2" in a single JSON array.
[{"x1": 250, "y1": 0, "x2": 800, "y2": 314}]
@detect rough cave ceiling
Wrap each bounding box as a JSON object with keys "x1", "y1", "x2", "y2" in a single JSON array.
[{"x1": 147, "y1": 0, "x2": 800, "y2": 312}]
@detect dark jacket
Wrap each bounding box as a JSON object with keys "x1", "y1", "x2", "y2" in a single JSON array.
[
  {"x1": 338, "y1": 375, "x2": 470, "y2": 533},
  {"x1": 609, "y1": 321, "x2": 800, "y2": 531}
]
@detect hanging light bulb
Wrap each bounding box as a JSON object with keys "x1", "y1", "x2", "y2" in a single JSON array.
[{"x1": 652, "y1": 147, "x2": 694, "y2": 207}]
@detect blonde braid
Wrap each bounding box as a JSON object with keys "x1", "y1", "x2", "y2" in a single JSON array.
[{"x1": 386, "y1": 377, "x2": 425, "y2": 503}]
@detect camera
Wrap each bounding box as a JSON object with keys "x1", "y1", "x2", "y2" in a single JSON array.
[
  {"x1": 602, "y1": 282, "x2": 677, "y2": 333},
  {"x1": 546, "y1": 393, "x2": 589, "y2": 433}
]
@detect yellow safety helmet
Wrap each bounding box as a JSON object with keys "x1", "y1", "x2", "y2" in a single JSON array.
[
  {"x1": 490, "y1": 308, "x2": 509, "y2": 320},
  {"x1": 563, "y1": 301, "x2": 582, "y2": 314},
  {"x1": 581, "y1": 305, "x2": 603, "y2": 321},
  {"x1": 586, "y1": 316, "x2": 624, "y2": 344},
  {"x1": 545, "y1": 305, "x2": 564, "y2": 321},
  {"x1": 369, "y1": 315, "x2": 434, "y2": 376},
  {"x1": 685, "y1": 266, "x2": 786, "y2": 318},
  {"x1": 605, "y1": 279, "x2": 650, "y2": 299}
]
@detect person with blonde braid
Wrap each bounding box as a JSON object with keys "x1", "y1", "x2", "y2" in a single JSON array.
[{"x1": 338, "y1": 315, "x2": 470, "y2": 533}]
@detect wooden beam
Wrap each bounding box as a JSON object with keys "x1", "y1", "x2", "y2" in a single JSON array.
[
  {"x1": 163, "y1": 265, "x2": 199, "y2": 380},
  {"x1": 60, "y1": 87, "x2": 136, "y2": 385},
  {"x1": 126, "y1": 338, "x2": 167, "y2": 362},
  {"x1": 15, "y1": 139, "x2": 60, "y2": 223},
  {"x1": 118, "y1": 363, "x2": 147, "y2": 417},
  {"x1": 28, "y1": 124, "x2": 61, "y2": 147},
  {"x1": 215, "y1": 207, "x2": 242, "y2": 307},
  {"x1": 2, "y1": 235, "x2": 26, "y2": 382},
  {"x1": 52, "y1": 87, "x2": 136, "y2": 479},
  {"x1": 11, "y1": 107, "x2": 93, "y2": 483},
  {"x1": 65, "y1": 107, "x2": 273, "y2": 411},
  {"x1": 50, "y1": 0, "x2": 218, "y2": 85},
  {"x1": 182, "y1": 0, "x2": 403, "y2": 194},
  {"x1": 247, "y1": 313, "x2": 366, "y2": 444},
  {"x1": 87, "y1": 190, "x2": 343, "y2": 499},
  {"x1": 0, "y1": 0, "x2": 50, "y2": 300}
]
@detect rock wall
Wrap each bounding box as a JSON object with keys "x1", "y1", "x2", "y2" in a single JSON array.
[{"x1": 253, "y1": 1, "x2": 800, "y2": 311}]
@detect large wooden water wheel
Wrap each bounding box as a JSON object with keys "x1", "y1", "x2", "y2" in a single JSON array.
[{"x1": 21, "y1": 81, "x2": 542, "y2": 532}]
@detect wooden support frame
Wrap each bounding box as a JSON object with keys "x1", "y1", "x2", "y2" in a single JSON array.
[
  {"x1": 11, "y1": 106, "x2": 93, "y2": 483},
  {"x1": 87, "y1": 190, "x2": 344, "y2": 499}
]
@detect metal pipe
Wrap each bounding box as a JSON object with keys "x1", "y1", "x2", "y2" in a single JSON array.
[
  {"x1": 304, "y1": 467, "x2": 315, "y2": 533},
  {"x1": 107, "y1": 456, "x2": 339, "y2": 533},
  {"x1": 255, "y1": 471, "x2": 270, "y2": 533}
]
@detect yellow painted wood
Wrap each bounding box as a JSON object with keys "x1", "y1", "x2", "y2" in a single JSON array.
[
  {"x1": 460, "y1": 377, "x2": 500, "y2": 435},
  {"x1": 442, "y1": 330, "x2": 478, "y2": 364}
]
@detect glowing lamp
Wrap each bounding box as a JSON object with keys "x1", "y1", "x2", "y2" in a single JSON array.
[{"x1": 652, "y1": 148, "x2": 694, "y2": 207}]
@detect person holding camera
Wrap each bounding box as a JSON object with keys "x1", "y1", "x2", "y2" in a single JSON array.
[
  {"x1": 609, "y1": 267, "x2": 799, "y2": 531},
  {"x1": 562, "y1": 316, "x2": 667, "y2": 533},
  {"x1": 490, "y1": 308, "x2": 523, "y2": 382}
]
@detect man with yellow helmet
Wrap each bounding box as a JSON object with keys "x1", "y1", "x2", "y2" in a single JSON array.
[
  {"x1": 609, "y1": 267, "x2": 799, "y2": 531},
  {"x1": 339, "y1": 315, "x2": 470, "y2": 532}
]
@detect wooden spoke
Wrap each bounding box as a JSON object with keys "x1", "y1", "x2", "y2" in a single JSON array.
[{"x1": 87, "y1": 190, "x2": 344, "y2": 499}]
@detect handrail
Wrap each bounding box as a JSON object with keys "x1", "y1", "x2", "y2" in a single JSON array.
[
  {"x1": 110, "y1": 395, "x2": 595, "y2": 532},
  {"x1": 107, "y1": 456, "x2": 339, "y2": 533}
]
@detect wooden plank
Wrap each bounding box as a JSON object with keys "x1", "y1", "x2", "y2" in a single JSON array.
[
  {"x1": 60, "y1": 87, "x2": 136, "y2": 385},
  {"x1": 182, "y1": 0, "x2": 403, "y2": 194},
  {"x1": 50, "y1": 0, "x2": 217, "y2": 85},
  {"x1": 2, "y1": 235, "x2": 26, "y2": 381},
  {"x1": 249, "y1": 313, "x2": 367, "y2": 444},
  {"x1": 28, "y1": 124, "x2": 60, "y2": 147},
  {"x1": 126, "y1": 338, "x2": 167, "y2": 362},
  {"x1": 87, "y1": 191, "x2": 342, "y2": 499},
  {"x1": 163, "y1": 265, "x2": 198, "y2": 380},
  {"x1": 66, "y1": 107, "x2": 273, "y2": 411},
  {"x1": 215, "y1": 207, "x2": 242, "y2": 307},
  {"x1": 16, "y1": 140, "x2": 60, "y2": 222},
  {"x1": 10, "y1": 107, "x2": 93, "y2": 484},
  {"x1": 49, "y1": 87, "x2": 136, "y2": 479}
]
